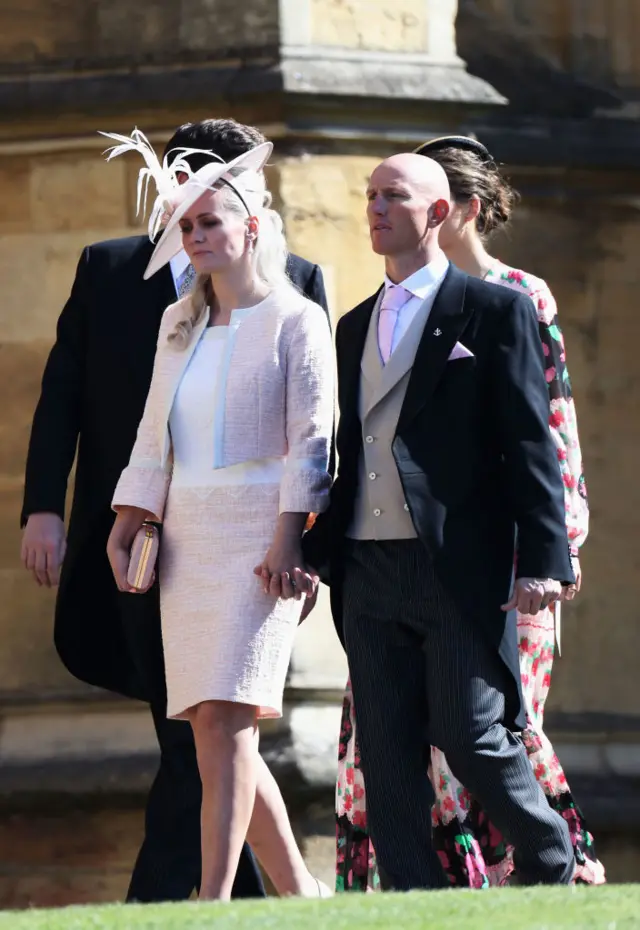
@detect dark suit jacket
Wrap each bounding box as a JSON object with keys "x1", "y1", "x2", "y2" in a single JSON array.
[
  {"x1": 21, "y1": 235, "x2": 329, "y2": 701},
  {"x1": 303, "y1": 264, "x2": 574, "y2": 729}
]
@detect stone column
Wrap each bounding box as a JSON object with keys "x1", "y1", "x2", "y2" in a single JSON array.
[
  {"x1": 278, "y1": 0, "x2": 504, "y2": 100},
  {"x1": 271, "y1": 0, "x2": 505, "y2": 803}
]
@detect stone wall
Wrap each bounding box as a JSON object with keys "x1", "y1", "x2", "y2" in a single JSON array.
[
  {"x1": 305, "y1": 0, "x2": 458, "y2": 58},
  {"x1": 1, "y1": 0, "x2": 640, "y2": 910},
  {"x1": 468, "y1": 0, "x2": 640, "y2": 90},
  {"x1": 1, "y1": 0, "x2": 279, "y2": 70}
]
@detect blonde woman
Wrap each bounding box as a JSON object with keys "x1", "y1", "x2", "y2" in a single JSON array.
[{"x1": 106, "y1": 136, "x2": 334, "y2": 900}]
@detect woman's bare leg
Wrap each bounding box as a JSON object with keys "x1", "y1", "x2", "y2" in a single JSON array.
[
  {"x1": 190, "y1": 699, "x2": 259, "y2": 901},
  {"x1": 249, "y1": 754, "x2": 320, "y2": 896}
]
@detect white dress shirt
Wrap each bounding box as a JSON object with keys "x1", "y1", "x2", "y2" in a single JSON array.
[
  {"x1": 169, "y1": 250, "x2": 191, "y2": 297},
  {"x1": 383, "y1": 253, "x2": 449, "y2": 356}
]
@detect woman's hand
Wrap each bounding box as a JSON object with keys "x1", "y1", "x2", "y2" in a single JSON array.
[
  {"x1": 107, "y1": 507, "x2": 154, "y2": 594},
  {"x1": 561, "y1": 556, "x2": 582, "y2": 602}
]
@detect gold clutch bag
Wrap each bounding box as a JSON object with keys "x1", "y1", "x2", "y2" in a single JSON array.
[{"x1": 127, "y1": 522, "x2": 160, "y2": 591}]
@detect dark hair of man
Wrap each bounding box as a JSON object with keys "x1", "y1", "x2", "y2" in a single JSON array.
[{"x1": 163, "y1": 119, "x2": 266, "y2": 172}]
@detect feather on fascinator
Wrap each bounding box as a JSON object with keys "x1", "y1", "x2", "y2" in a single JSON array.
[
  {"x1": 99, "y1": 128, "x2": 273, "y2": 279},
  {"x1": 99, "y1": 128, "x2": 226, "y2": 239}
]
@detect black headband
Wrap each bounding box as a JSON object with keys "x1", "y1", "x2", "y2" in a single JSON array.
[
  {"x1": 217, "y1": 177, "x2": 252, "y2": 217},
  {"x1": 414, "y1": 135, "x2": 494, "y2": 164},
  {"x1": 167, "y1": 146, "x2": 254, "y2": 216}
]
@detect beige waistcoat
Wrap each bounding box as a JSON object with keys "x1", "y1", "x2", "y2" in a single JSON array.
[{"x1": 347, "y1": 290, "x2": 434, "y2": 540}]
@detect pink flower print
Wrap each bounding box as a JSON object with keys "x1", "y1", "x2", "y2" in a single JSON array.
[
  {"x1": 343, "y1": 793, "x2": 353, "y2": 813},
  {"x1": 543, "y1": 672, "x2": 551, "y2": 688},
  {"x1": 549, "y1": 409, "x2": 564, "y2": 429},
  {"x1": 546, "y1": 366, "x2": 556, "y2": 383},
  {"x1": 345, "y1": 766, "x2": 355, "y2": 785},
  {"x1": 352, "y1": 809, "x2": 367, "y2": 829},
  {"x1": 353, "y1": 783, "x2": 365, "y2": 801},
  {"x1": 563, "y1": 473, "x2": 577, "y2": 490},
  {"x1": 542, "y1": 342, "x2": 550, "y2": 356},
  {"x1": 352, "y1": 846, "x2": 368, "y2": 876},
  {"x1": 538, "y1": 296, "x2": 548, "y2": 312},
  {"x1": 443, "y1": 796, "x2": 456, "y2": 814},
  {"x1": 488, "y1": 820, "x2": 505, "y2": 849},
  {"x1": 437, "y1": 851, "x2": 451, "y2": 869},
  {"x1": 557, "y1": 448, "x2": 567, "y2": 462},
  {"x1": 439, "y1": 773, "x2": 449, "y2": 792},
  {"x1": 535, "y1": 763, "x2": 547, "y2": 780}
]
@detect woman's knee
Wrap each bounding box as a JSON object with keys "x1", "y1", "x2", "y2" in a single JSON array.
[{"x1": 190, "y1": 700, "x2": 257, "y2": 756}]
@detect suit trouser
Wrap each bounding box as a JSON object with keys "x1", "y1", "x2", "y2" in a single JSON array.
[
  {"x1": 341, "y1": 539, "x2": 574, "y2": 891},
  {"x1": 119, "y1": 588, "x2": 265, "y2": 902}
]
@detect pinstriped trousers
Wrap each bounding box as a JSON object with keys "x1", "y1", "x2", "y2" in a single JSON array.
[{"x1": 342, "y1": 539, "x2": 574, "y2": 891}]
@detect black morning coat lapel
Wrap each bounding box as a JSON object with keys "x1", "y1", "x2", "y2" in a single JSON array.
[{"x1": 397, "y1": 264, "x2": 473, "y2": 432}]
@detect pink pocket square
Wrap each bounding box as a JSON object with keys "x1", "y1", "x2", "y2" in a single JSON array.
[{"x1": 448, "y1": 342, "x2": 475, "y2": 361}]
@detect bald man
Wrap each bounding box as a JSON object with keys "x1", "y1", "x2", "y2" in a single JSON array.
[{"x1": 302, "y1": 154, "x2": 575, "y2": 889}]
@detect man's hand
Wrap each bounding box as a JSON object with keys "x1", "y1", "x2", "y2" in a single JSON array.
[
  {"x1": 561, "y1": 556, "x2": 582, "y2": 602},
  {"x1": 501, "y1": 577, "x2": 563, "y2": 615},
  {"x1": 21, "y1": 513, "x2": 67, "y2": 588}
]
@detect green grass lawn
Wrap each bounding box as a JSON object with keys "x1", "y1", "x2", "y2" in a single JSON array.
[{"x1": 0, "y1": 887, "x2": 637, "y2": 930}]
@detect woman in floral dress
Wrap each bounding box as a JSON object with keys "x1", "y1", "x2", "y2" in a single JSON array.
[{"x1": 335, "y1": 135, "x2": 605, "y2": 891}]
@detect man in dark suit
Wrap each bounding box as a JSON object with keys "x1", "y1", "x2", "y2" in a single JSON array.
[
  {"x1": 20, "y1": 119, "x2": 329, "y2": 902},
  {"x1": 301, "y1": 153, "x2": 576, "y2": 890}
]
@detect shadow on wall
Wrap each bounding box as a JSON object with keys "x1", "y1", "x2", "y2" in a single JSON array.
[{"x1": 456, "y1": 0, "x2": 622, "y2": 117}]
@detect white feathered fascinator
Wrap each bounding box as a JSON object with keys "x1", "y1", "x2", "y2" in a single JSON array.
[
  {"x1": 99, "y1": 127, "x2": 226, "y2": 239},
  {"x1": 99, "y1": 127, "x2": 274, "y2": 279}
]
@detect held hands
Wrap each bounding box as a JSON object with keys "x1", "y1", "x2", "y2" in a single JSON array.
[
  {"x1": 252, "y1": 537, "x2": 318, "y2": 602},
  {"x1": 107, "y1": 507, "x2": 155, "y2": 594},
  {"x1": 21, "y1": 513, "x2": 67, "y2": 587},
  {"x1": 252, "y1": 515, "x2": 319, "y2": 622}
]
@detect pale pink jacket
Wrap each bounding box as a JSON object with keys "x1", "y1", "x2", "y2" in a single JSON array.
[{"x1": 112, "y1": 287, "x2": 334, "y2": 522}]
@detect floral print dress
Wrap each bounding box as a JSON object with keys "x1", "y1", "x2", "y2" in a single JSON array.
[{"x1": 335, "y1": 264, "x2": 605, "y2": 891}]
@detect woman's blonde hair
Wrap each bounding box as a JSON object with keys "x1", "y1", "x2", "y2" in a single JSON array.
[{"x1": 168, "y1": 167, "x2": 293, "y2": 349}]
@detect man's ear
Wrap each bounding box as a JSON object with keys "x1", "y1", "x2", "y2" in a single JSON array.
[{"x1": 429, "y1": 198, "x2": 450, "y2": 228}]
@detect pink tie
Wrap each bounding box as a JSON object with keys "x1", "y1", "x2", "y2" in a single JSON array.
[{"x1": 378, "y1": 285, "x2": 410, "y2": 365}]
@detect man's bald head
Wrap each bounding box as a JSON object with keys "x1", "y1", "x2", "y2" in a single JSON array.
[
  {"x1": 373, "y1": 153, "x2": 451, "y2": 201},
  {"x1": 366, "y1": 153, "x2": 451, "y2": 263}
]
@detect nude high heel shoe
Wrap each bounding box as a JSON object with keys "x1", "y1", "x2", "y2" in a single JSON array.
[{"x1": 315, "y1": 878, "x2": 334, "y2": 898}]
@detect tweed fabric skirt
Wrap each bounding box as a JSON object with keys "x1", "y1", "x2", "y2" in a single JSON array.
[{"x1": 159, "y1": 479, "x2": 302, "y2": 720}]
